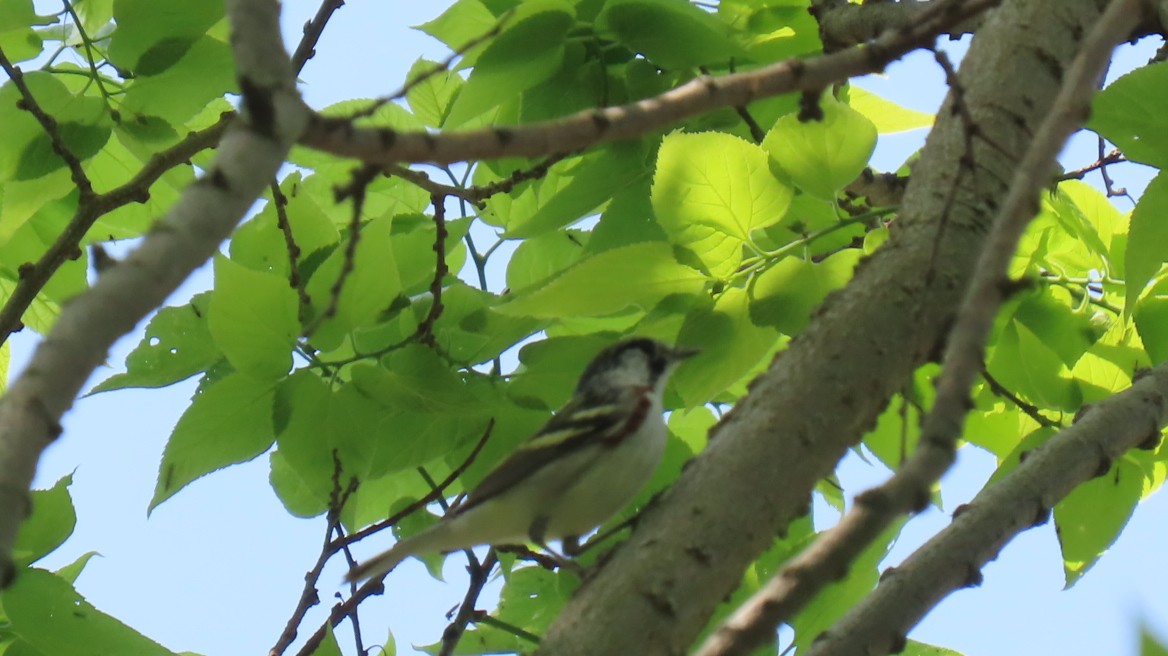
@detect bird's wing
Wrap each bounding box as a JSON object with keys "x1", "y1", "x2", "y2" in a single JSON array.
[{"x1": 454, "y1": 393, "x2": 638, "y2": 515}]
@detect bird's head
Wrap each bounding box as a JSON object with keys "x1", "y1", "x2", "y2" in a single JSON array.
[{"x1": 576, "y1": 338, "x2": 699, "y2": 398}]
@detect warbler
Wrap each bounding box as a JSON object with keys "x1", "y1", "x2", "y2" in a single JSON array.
[{"x1": 345, "y1": 337, "x2": 697, "y2": 582}]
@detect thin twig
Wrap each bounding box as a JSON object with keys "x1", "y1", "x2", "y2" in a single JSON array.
[
  {"x1": 269, "y1": 454, "x2": 358, "y2": 656},
  {"x1": 470, "y1": 610, "x2": 542, "y2": 644},
  {"x1": 701, "y1": 64, "x2": 765, "y2": 143},
  {"x1": 290, "y1": 0, "x2": 345, "y2": 74},
  {"x1": 438, "y1": 550, "x2": 498, "y2": 656},
  {"x1": 61, "y1": 0, "x2": 114, "y2": 103},
  {"x1": 1095, "y1": 136, "x2": 1129, "y2": 199},
  {"x1": 414, "y1": 193, "x2": 449, "y2": 345},
  {"x1": 303, "y1": 165, "x2": 379, "y2": 338},
  {"x1": 270, "y1": 181, "x2": 312, "y2": 322},
  {"x1": 1057, "y1": 146, "x2": 1126, "y2": 182},
  {"x1": 981, "y1": 369, "x2": 1062, "y2": 429}
]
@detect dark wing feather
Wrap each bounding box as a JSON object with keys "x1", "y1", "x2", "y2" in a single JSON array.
[{"x1": 453, "y1": 393, "x2": 635, "y2": 515}]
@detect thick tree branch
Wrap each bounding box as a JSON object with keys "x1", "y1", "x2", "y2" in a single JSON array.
[
  {"x1": 299, "y1": 0, "x2": 1000, "y2": 166},
  {"x1": 0, "y1": 0, "x2": 307, "y2": 585},
  {"x1": 534, "y1": 0, "x2": 1116, "y2": 654},
  {"x1": 814, "y1": 0, "x2": 983, "y2": 52},
  {"x1": 809, "y1": 359, "x2": 1168, "y2": 655},
  {"x1": 695, "y1": 0, "x2": 1141, "y2": 651}
]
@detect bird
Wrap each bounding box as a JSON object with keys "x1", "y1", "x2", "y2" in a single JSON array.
[{"x1": 345, "y1": 337, "x2": 698, "y2": 583}]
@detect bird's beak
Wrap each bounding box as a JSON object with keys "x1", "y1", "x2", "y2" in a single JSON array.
[{"x1": 671, "y1": 345, "x2": 701, "y2": 360}]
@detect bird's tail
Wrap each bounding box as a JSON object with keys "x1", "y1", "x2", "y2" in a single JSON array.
[{"x1": 344, "y1": 544, "x2": 409, "y2": 583}]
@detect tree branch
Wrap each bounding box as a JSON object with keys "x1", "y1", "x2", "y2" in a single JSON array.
[
  {"x1": 814, "y1": 1, "x2": 984, "y2": 53},
  {"x1": 299, "y1": 0, "x2": 1001, "y2": 165}
]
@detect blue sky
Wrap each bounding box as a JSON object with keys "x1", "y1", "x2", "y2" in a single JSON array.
[{"x1": 19, "y1": 2, "x2": 1168, "y2": 655}]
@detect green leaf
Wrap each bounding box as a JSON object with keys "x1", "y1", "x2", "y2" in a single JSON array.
[
  {"x1": 963, "y1": 402, "x2": 1031, "y2": 459},
  {"x1": 0, "y1": 72, "x2": 112, "y2": 183},
  {"x1": 275, "y1": 359, "x2": 491, "y2": 502},
  {"x1": 228, "y1": 174, "x2": 338, "y2": 279},
  {"x1": 406, "y1": 58, "x2": 464, "y2": 128},
  {"x1": 444, "y1": 1, "x2": 575, "y2": 127},
  {"x1": 107, "y1": 0, "x2": 224, "y2": 74},
  {"x1": 763, "y1": 95, "x2": 877, "y2": 200},
  {"x1": 149, "y1": 372, "x2": 277, "y2": 512},
  {"x1": 903, "y1": 640, "x2": 965, "y2": 656},
  {"x1": 1089, "y1": 61, "x2": 1168, "y2": 168},
  {"x1": 0, "y1": 339, "x2": 9, "y2": 396},
  {"x1": 0, "y1": 170, "x2": 74, "y2": 245},
  {"x1": 987, "y1": 427, "x2": 1056, "y2": 486},
  {"x1": 120, "y1": 36, "x2": 236, "y2": 126},
  {"x1": 1059, "y1": 179, "x2": 1127, "y2": 277},
  {"x1": 1045, "y1": 186, "x2": 1111, "y2": 271},
  {"x1": 208, "y1": 255, "x2": 298, "y2": 380},
  {"x1": 53, "y1": 551, "x2": 100, "y2": 585},
  {"x1": 416, "y1": 0, "x2": 497, "y2": 52},
  {"x1": 0, "y1": 212, "x2": 88, "y2": 304},
  {"x1": 304, "y1": 215, "x2": 404, "y2": 351},
  {"x1": 306, "y1": 624, "x2": 343, "y2": 656},
  {"x1": 87, "y1": 129, "x2": 201, "y2": 239},
  {"x1": 0, "y1": 274, "x2": 60, "y2": 333},
  {"x1": 91, "y1": 293, "x2": 221, "y2": 393},
  {"x1": 652, "y1": 131, "x2": 794, "y2": 277},
  {"x1": 749, "y1": 249, "x2": 862, "y2": 336},
  {"x1": 986, "y1": 321, "x2": 1081, "y2": 413},
  {"x1": 1125, "y1": 172, "x2": 1168, "y2": 312},
  {"x1": 0, "y1": 0, "x2": 45, "y2": 62},
  {"x1": 72, "y1": 0, "x2": 115, "y2": 36},
  {"x1": 1013, "y1": 289, "x2": 1103, "y2": 368},
  {"x1": 505, "y1": 143, "x2": 650, "y2": 238},
  {"x1": 585, "y1": 179, "x2": 669, "y2": 254},
  {"x1": 228, "y1": 206, "x2": 291, "y2": 278},
  {"x1": 726, "y1": 1, "x2": 822, "y2": 63},
  {"x1": 847, "y1": 87, "x2": 933, "y2": 134},
  {"x1": 269, "y1": 449, "x2": 327, "y2": 518},
  {"x1": 1055, "y1": 458, "x2": 1143, "y2": 587},
  {"x1": 3, "y1": 569, "x2": 177, "y2": 656},
  {"x1": 12, "y1": 474, "x2": 75, "y2": 567},
  {"x1": 389, "y1": 213, "x2": 469, "y2": 296},
  {"x1": 597, "y1": 0, "x2": 743, "y2": 70},
  {"x1": 426, "y1": 283, "x2": 543, "y2": 365},
  {"x1": 1135, "y1": 283, "x2": 1168, "y2": 366},
  {"x1": 506, "y1": 230, "x2": 588, "y2": 293},
  {"x1": 1143, "y1": 627, "x2": 1168, "y2": 656},
  {"x1": 508, "y1": 334, "x2": 616, "y2": 409},
  {"x1": 672, "y1": 286, "x2": 780, "y2": 405},
  {"x1": 497, "y1": 242, "x2": 707, "y2": 318},
  {"x1": 361, "y1": 346, "x2": 487, "y2": 414},
  {"x1": 497, "y1": 566, "x2": 577, "y2": 634},
  {"x1": 270, "y1": 372, "x2": 334, "y2": 517}
]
